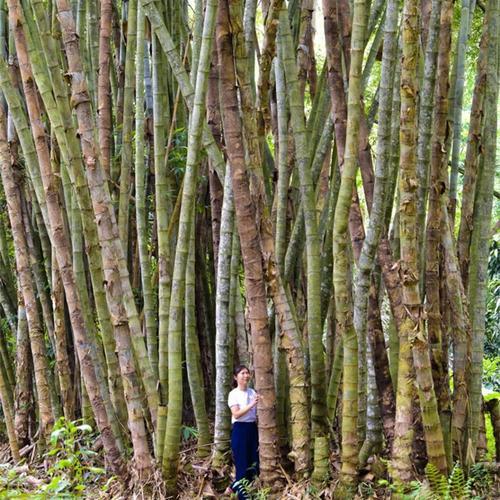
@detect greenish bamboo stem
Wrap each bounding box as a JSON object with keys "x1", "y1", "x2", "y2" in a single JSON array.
[
  {"x1": 117, "y1": 0, "x2": 137, "y2": 255},
  {"x1": 466, "y1": 0, "x2": 498, "y2": 465},
  {"x1": 23, "y1": 3, "x2": 130, "y2": 429},
  {"x1": 54, "y1": 0, "x2": 159, "y2": 428},
  {"x1": 362, "y1": 12, "x2": 385, "y2": 88},
  {"x1": 457, "y1": 13, "x2": 488, "y2": 291},
  {"x1": 213, "y1": 165, "x2": 236, "y2": 466},
  {"x1": 416, "y1": 0, "x2": 442, "y2": 287},
  {"x1": 279, "y1": 7, "x2": 327, "y2": 441},
  {"x1": 135, "y1": 4, "x2": 158, "y2": 380},
  {"x1": 162, "y1": 0, "x2": 217, "y2": 489},
  {"x1": 274, "y1": 56, "x2": 289, "y2": 271},
  {"x1": 397, "y1": 0, "x2": 448, "y2": 477},
  {"x1": 14, "y1": 304, "x2": 30, "y2": 447},
  {"x1": 354, "y1": 0, "x2": 398, "y2": 460},
  {"x1": 448, "y1": 0, "x2": 472, "y2": 224},
  {"x1": 185, "y1": 207, "x2": 211, "y2": 457},
  {"x1": 329, "y1": 0, "x2": 366, "y2": 484}
]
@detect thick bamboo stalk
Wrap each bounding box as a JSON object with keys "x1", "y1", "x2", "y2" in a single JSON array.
[
  {"x1": 54, "y1": 0, "x2": 159, "y2": 426},
  {"x1": 354, "y1": 0, "x2": 398, "y2": 459},
  {"x1": 217, "y1": 0, "x2": 282, "y2": 487},
  {"x1": 97, "y1": 0, "x2": 113, "y2": 179},
  {"x1": 416, "y1": 0, "x2": 442, "y2": 280},
  {"x1": 466, "y1": 0, "x2": 498, "y2": 463},
  {"x1": 397, "y1": 0, "x2": 447, "y2": 476},
  {"x1": 2, "y1": 6, "x2": 124, "y2": 473},
  {"x1": 213, "y1": 165, "x2": 236, "y2": 466},
  {"x1": 24, "y1": 1, "x2": 129, "y2": 428},
  {"x1": 279, "y1": 4, "x2": 327, "y2": 445},
  {"x1": 0, "y1": 104, "x2": 54, "y2": 440},
  {"x1": 457, "y1": 14, "x2": 489, "y2": 290},
  {"x1": 162, "y1": 0, "x2": 217, "y2": 488},
  {"x1": 117, "y1": 0, "x2": 137, "y2": 253},
  {"x1": 330, "y1": 0, "x2": 366, "y2": 484},
  {"x1": 135, "y1": 3, "x2": 158, "y2": 379},
  {"x1": 424, "y1": 0, "x2": 454, "y2": 472},
  {"x1": 13, "y1": 303, "x2": 30, "y2": 447},
  {"x1": 296, "y1": 0, "x2": 317, "y2": 99},
  {"x1": 185, "y1": 208, "x2": 211, "y2": 457}
]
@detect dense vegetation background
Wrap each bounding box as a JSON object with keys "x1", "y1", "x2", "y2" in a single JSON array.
[{"x1": 0, "y1": 0, "x2": 498, "y2": 497}]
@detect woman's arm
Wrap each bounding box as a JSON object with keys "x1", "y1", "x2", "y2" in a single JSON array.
[{"x1": 230, "y1": 394, "x2": 259, "y2": 419}]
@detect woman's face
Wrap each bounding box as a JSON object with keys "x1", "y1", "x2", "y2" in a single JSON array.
[{"x1": 235, "y1": 368, "x2": 251, "y2": 387}]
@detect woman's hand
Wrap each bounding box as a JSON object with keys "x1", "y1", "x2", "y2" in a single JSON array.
[
  {"x1": 230, "y1": 393, "x2": 260, "y2": 419},
  {"x1": 250, "y1": 394, "x2": 260, "y2": 407}
]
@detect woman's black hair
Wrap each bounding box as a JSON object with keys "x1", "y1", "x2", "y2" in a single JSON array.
[{"x1": 232, "y1": 365, "x2": 249, "y2": 387}]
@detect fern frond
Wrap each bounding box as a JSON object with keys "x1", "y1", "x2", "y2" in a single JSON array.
[
  {"x1": 425, "y1": 462, "x2": 448, "y2": 498},
  {"x1": 448, "y1": 463, "x2": 466, "y2": 500}
]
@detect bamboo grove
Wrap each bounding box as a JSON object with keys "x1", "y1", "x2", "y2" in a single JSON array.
[{"x1": 0, "y1": 0, "x2": 498, "y2": 496}]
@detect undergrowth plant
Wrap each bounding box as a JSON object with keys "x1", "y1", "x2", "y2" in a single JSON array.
[
  {"x1": 378, "y1": 462, "x2": 494, "y2": 499},
  {"x1": 414, "y1": 463, "x2": 493, "y2": 500},
  {"x1": 37, "y1": 417, "x2": 108, "y2": 496},
  {"x1": 233, "y1": 476, "x2": 271, "y2": 500}
]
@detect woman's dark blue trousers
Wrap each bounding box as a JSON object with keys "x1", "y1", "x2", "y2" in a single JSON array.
[{"x1": 231, "y1": 422, "x2": 259, "y2": 499}]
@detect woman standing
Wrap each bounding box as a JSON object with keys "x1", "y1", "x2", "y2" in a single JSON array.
[{"x1": 227, "y1": 365, "x2": 259, "y2": 499}]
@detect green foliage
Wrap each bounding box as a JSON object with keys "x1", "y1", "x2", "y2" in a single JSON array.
[
  {"x1": 425, "y1": 463, "x2": 450, "y2": 498},
  {"x1": 233, "y1": 477, "x2": 271, "y2": 500},
  {"x1": 417, "y1": 463, "x2": 493, "y2": 500},
  {"x1": 38, "y1": 417, "x2": 106, "y2": 496},
  {"x1": 467, "y1": 463, "x2": 493, "y2": 499},
  {"x1": 485, "y1": 239, "x2": 500, "y2": 361},
  {"x1": 377, "y1": 477, "x2": 422, "y2": 498},
  {"x1": 482, "y1": 357, "x2": 500, "y2": 392},
  {"x1": 168, "y1": 127, "x2": 188, "y2": 177},
  {"x1": 0, "y1": 464, "x2": 29, "y2": 498},
  {"x1": 449, "y1": 464, "x2": 467, "y2": 499},
  {"x1": 378, "y1": 462, "x2": 494, "y2": 500},
  {"x1": 181, "y1": 425, "x2": 198, "y2": 442}
]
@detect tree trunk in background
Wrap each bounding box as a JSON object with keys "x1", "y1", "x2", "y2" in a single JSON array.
[
  {"x1": 185, "y1": 208, "x2": 211, "y2": 457},
  {"x1": 448, "y1": 0, "x2": 472, "y2": 223}
]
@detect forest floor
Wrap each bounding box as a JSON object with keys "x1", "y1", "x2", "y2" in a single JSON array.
[{"x1": 0, "y1": 440, "x2": 498, "y2": 499}]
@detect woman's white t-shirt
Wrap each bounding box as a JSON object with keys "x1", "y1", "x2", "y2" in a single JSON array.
[{"x1": 228, "y1": 387, "x2": 257, "y2": 423}]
